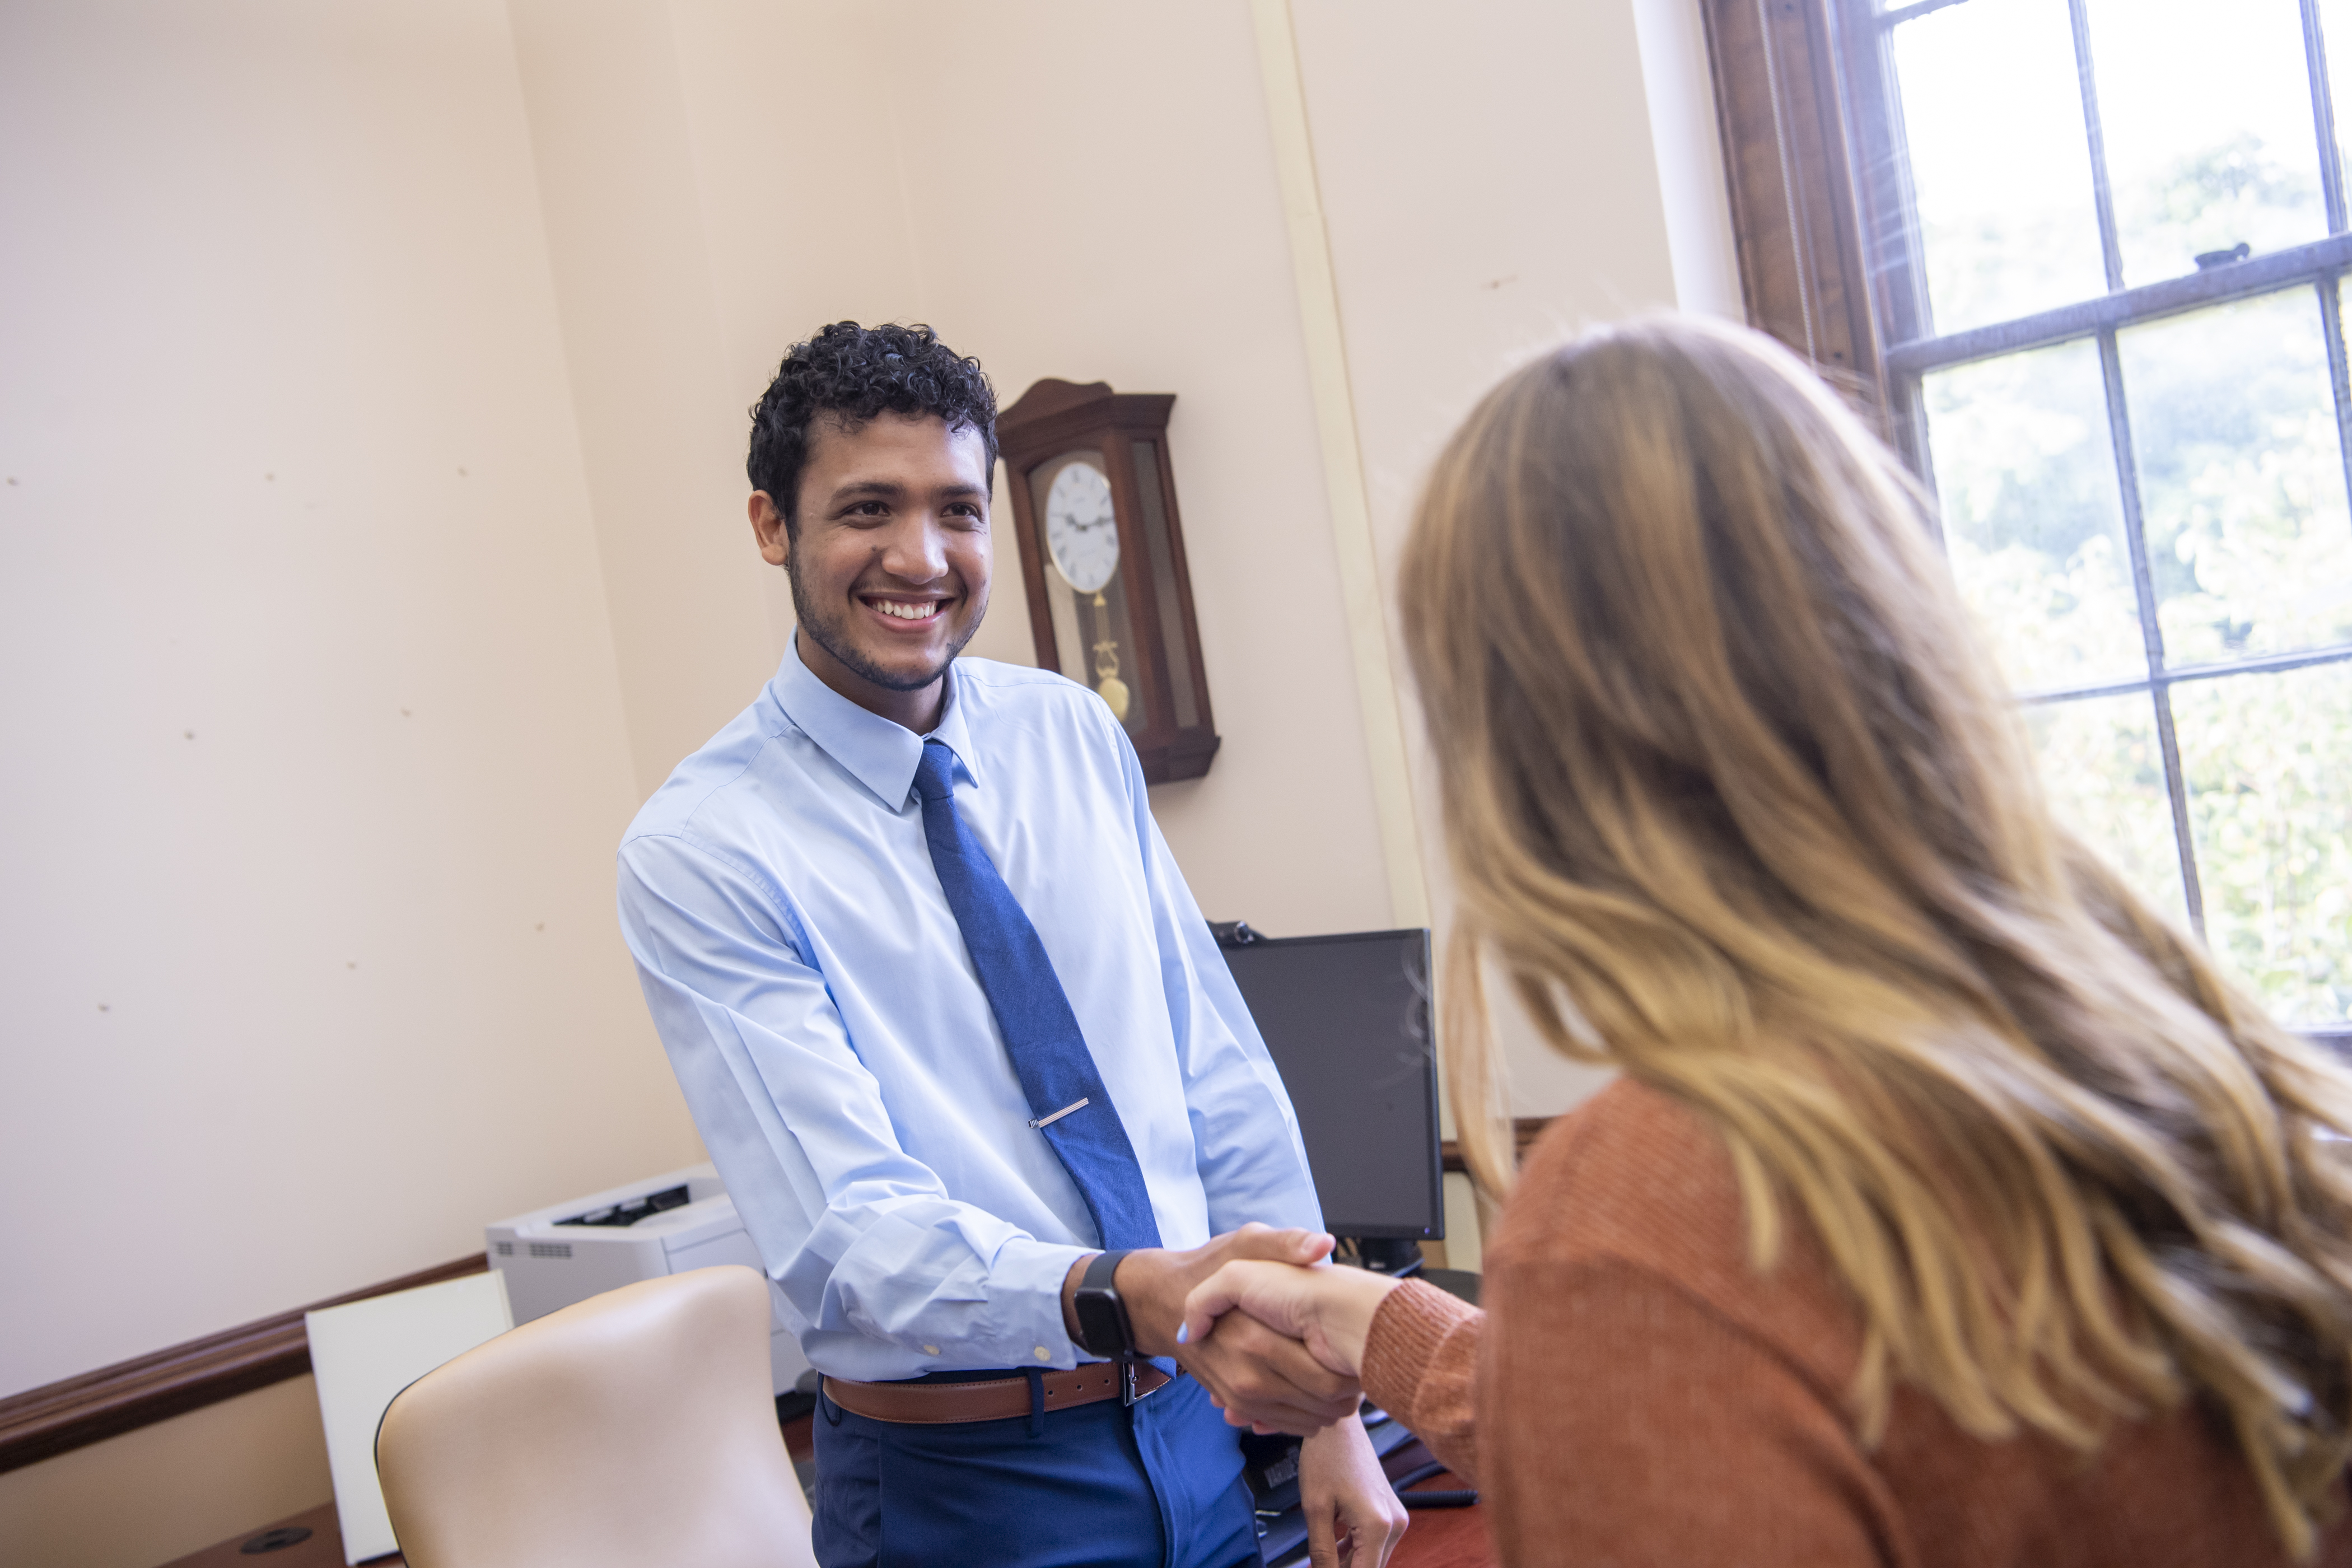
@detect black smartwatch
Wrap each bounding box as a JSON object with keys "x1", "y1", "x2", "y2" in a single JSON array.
[{"x1": 1071, "y1": 1249, "x2": 1138, "y2": 1359}]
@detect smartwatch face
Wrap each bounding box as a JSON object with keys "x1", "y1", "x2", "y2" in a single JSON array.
[{"x1": 1074, "y1": 1292, "x2": 1130, "y2": 1357}]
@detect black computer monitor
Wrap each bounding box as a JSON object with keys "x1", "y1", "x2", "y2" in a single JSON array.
[{"x1": 1216, "y1": 926, "x2": 1442, "y2": 1248}]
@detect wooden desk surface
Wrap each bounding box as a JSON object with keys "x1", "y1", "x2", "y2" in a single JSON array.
[{"x1": 1392, "y1": 1470, "x2": 1495, "y2": 1568}]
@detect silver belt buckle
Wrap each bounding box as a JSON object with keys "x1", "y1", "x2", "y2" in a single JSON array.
[{"x1": 1119, "y1": 1357, "x2": 1162, "y2": 1408}]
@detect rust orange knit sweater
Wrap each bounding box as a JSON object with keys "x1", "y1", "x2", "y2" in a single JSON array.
[{"x1": 1361, "y1": 1079, "x2": 2352, "y2": 1567}]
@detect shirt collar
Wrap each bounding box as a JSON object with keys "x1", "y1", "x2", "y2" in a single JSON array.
[{"x1": 771, "y1": 633, "x2": 982, "y2": 808}]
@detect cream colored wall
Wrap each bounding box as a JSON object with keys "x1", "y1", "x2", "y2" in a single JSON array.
[
  {"x1": 0, "y1": 3, "x2": 707, "y2": 1557},
  {"x1": 1, "y1": 1, "x2": 1735, "y2": 1561},
  {"x1": 506, "y1": 0, "x2": 785, "y2": 800},
  {"x1": 1282, "y1": 0, "x2": 1738, "y2": 1113},
  {"x1": 0, "y1": 0, "x2": 710, "y2": 1401},
  {"x1": 1632, "y1": 0, "x2": 1749, "y2": 322}
]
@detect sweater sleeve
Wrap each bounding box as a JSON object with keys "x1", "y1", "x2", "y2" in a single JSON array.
[{"x1": 1360, "y1": 1278, "x2": 1485, "y2": 1483}]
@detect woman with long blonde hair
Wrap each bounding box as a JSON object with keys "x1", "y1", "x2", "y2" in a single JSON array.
[{"x1": 1179, "y1": 317, "x2": 2352, "y2": 1565}]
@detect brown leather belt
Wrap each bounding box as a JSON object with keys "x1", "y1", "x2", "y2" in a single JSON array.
[{"x1": 822, "y1": 1362, "x2": 1174, "y2": 1425}]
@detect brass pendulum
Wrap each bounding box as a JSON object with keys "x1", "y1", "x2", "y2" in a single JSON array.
[{"x1": 1089, "y1": 590, "x2": 1130, "y2": 721}]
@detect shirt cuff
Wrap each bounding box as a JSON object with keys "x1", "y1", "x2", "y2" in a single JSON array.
[{"x1": 991, "y1": 1238, "x2": 1095, "y2": 1370}]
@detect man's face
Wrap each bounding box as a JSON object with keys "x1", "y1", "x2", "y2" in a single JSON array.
[{"x1": 752, "y1": 412, "x2": 992, "y2": 728}]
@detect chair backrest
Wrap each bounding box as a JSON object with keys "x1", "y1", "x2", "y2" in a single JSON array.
[{"x1": 375, "y1": 1264, "x2": 816, "y2": 1568}]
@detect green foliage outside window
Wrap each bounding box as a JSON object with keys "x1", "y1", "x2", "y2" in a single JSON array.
[{"x1": 1921, "y1": 143, "x2": 2352, "y2": 1028}]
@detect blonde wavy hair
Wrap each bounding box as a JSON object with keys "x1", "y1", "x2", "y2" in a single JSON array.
[{"x1": 1403, "y1": 315, "x2": 2352, "y2": 1556}]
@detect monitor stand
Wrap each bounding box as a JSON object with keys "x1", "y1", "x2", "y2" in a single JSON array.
[{"x1": 1344, "y1": 1236, "x2": 1424, "y2": 1277}]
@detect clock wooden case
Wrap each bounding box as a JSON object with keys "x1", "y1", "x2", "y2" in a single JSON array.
[{"x1": 998, "y1": 378, "x2": 1220, "y2": 783}]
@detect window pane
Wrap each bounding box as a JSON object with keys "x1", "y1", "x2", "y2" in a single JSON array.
[
  {"x1": 1890, "y1": 0, "x2": 2106, "y2": 333},
  {"x1": 2024, "y1": 690, "x2": 2189, "y2": 925},
  {"x1": 2172, "y1": 661, "x2": 2352, "y2": 1026},
  {"x1": 2084, "y1": 0, "x2": 2326, "y2": 287},
  {"x1": 2116, "y1": 286, "x2": 2352, "y2": 665},
  {"x1": 1923, "y1": 337, "x2": 2146, "y2": 693}
]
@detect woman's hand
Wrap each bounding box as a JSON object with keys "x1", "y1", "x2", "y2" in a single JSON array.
[{"x1": 1179, "y1": 1259, "x2": 1402, "y2": 1384}]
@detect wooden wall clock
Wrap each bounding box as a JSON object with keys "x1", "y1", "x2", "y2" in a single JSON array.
[{"x1": 998, "y1": 378, "x2": 1220, "y2": 783}]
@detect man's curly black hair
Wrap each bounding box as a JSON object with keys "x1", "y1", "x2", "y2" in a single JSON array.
[{"x1": 747, "y1": 321, "x2": 998, "y2": 537}]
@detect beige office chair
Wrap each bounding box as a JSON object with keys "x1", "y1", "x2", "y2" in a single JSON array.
[{"x1": 376, "y1": 1264, "x2": 817, "y2": 1568}]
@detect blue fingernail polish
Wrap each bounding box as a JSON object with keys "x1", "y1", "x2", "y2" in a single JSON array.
[{"x1": 1175, "y1": 1323, "x2": 1190, "y2": 1345}]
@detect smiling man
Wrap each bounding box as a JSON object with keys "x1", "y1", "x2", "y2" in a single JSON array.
[{"x1": 615, "y1": 323, "x2": 1404, "y2": 1568}]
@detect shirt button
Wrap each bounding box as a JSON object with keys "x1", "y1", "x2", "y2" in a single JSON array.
[
  {"x1": 922, "y1": 1345, "x2": 939, "y2": 1356},
  {"x1": 1035, "y1": 1346, "x2": 1051, "y2": 1361}
]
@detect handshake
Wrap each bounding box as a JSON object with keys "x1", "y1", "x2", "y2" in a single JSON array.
[{"x1": 1076, "y1": 1223, "x2": 1406, "y2": 1436}]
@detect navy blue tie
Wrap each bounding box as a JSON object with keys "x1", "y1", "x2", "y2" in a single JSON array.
[{"x1": 913, "y1": 740, "x2": 1162, "y2": 1251}]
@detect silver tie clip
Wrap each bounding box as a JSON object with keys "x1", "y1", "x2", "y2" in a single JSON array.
[{"x1": 1028, "y1": 1097, "x2": 1089, "y2": 1130}]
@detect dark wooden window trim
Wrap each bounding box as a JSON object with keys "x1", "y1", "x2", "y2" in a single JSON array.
[
  {"x1": 0, "y1": 1254, "x2": 487, "y2": 1474},
  {"x1": 1700, "y1": 0, "x2": 1886, "y2": 407}
]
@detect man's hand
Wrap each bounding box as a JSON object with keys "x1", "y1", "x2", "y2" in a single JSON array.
[
  {"x1": 1179, "y1": 1258, "x2": 1402, "y2": 1381},
  {"x1": 1300, "y1": 1416, "x2": 1409, "y2": 1568},
  {"x1": 1116, "y1": 1222, "x2": 1332, "y2": 1356},
  {"x1": 1060, "y1": 1224, "x2": 1362, "y2": 1435}
]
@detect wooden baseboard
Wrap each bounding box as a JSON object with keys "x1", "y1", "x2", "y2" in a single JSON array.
[{"x1": 0, "y1": 1254, "x2": 488, "y2": 1474}]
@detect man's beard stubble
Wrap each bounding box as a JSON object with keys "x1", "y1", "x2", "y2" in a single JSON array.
[{"x1": 788, "y1": 556, "x2": 983, "y2": 693}]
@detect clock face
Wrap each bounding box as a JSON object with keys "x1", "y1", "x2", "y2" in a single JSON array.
[{"x1": 1043, "y1": 460, "x2": 1119, "y2": 595}]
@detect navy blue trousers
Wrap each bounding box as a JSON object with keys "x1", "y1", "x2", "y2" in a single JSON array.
[{"x1": 812, "y1": 1372, "x2": 1264, "y2": 1568}]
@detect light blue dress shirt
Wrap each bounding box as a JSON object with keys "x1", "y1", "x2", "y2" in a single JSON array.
[{"x1": 617, "y1": 641, "x2": 1321, "y2": 1381}]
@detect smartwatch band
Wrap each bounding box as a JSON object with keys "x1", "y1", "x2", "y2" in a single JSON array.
[
  {"x1": 1081, "y1": 1248, "x2": 1132, "y2": 1294},
  {"x1": 1076, "y1": 1248, "x2": 1136, "y2": 1359}
]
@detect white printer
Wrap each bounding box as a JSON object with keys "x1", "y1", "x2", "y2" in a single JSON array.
[{"x1": 485, "y1": 1163, "x2": 811, "y2": 1397}]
